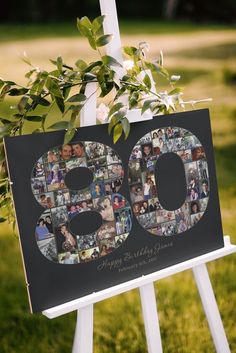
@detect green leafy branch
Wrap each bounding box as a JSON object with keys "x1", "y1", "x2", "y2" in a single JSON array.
[{"x1": 0, "y1": 15, "x2": 212, "y2": 228}]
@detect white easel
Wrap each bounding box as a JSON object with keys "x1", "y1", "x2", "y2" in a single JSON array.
[{"x1": 43, "y1": 1, "x2": 236, "y2": 352}]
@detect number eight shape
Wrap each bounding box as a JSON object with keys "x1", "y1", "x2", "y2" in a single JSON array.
[
  {"x1": 128, "y1": 126, "x2": 209, "y2": 236},
  {"x1": 31, "y1": 141, "x2": 132, "y2": 264}
]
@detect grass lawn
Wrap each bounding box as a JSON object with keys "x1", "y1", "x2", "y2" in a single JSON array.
[{"x1": 0, "y1": 23, "x2": 236, "y2": 353}]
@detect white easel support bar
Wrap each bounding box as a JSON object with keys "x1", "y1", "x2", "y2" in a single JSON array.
[
  {"x1": 72, "y1": 304, "x2": 94, "y2": 353},
  {"x1": 139, "y1": 283, "x2": 163, "y2": 353},
  {"x1": 43, "y1": 236, "x2": 236, "y2": 319},
  {"x1": 192, "y1": 264, "x2": 231, "y2": 353},
  {"x1": 80, "y1": 82, "x2": 98, "y2": 127}
]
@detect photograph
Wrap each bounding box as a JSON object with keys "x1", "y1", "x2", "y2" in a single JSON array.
[
  {"x1": 70, "y1": 188, "x2": 92, "y2": 203},
  {"x1": 199, "y1": 197, "x2": 209, "y2": 212},
  {"x1": 108, "y1": 163, "x2": 124, "y2": 179},
  {"x1": 156, "y1": 209, "x2": 175, "y2": 223},
  {"x1": 177, "y1": 219, "x2": 189, "y2": 233},
  {"x1": 166, "y1": 138, "x2": 176, "y2": 152},
  {"x1": 97, "y1": 221, "x2": 117, "y2": 240},
  {"x1": 35, "y1": 192, "x2": 55, "y2": 209},
  {"x1": 183, "y1": 135, "x2": 201, "y2": 150},
  {"x1": 112, "y1": 194, "x2": 126, "y2": 209},
  {"x1": 190, "y1": 212, "x2": 204, "y2": 226},
  {"x1": 54, "y1": 189, "x2": 70, "y2": 207},
  {"x1": 152, "y1": 128, "x2": 166, "y2": 141},
  {"x1": 175, "y1": 203, "x2": 190, "y2": 226},
  {"x1": 90, "y1": 180, "x2": 106, "y2": 199},
  {"x1": 129, "y1": 183, "x2": 144, "y2": 203},
  {"x1": 79, "y1": 247, "x2": 100, "y2": 262},
  {"x1": 32, "y1": 161, "x2": 45, "y2": 178},
  {"x1": 114, "y1": 233, "x2": 129, "y2": 247},
  {"x1": 37, "y1": 236, "x2": 58, "y2": 262},
  {"x1": 99, "y1": 237, "x2": 116, "y2": 255},
  {"x1": 106, "y1": 147, "x2": 122, "y2": 164},
  {"x1": 45, "y1": 163, "x2": 66, "y2": 192},
  {"x1": 31, "y1": 177, "x2": 47, "y2": 194},
  {"x1": 105, "y1": 178, "x2": 122, "y2": 195},
  {"x1": 129, "y1": 145, "x2": 143, "y2": 160},
  {"x1": 51, "y1": 206, "x2": 68, "y2": 226},
  {"x1": 177, "y1": 149, "x2": 192, "y2": 163},
  {"x1": 140, "y1": 158, "x2": 157, "y2": 173},
  {"x1": 137, "y1": 213, "x2": 154, "y2": 229},
  {"x1": 42, "y1": 148, "x2": 59, "y2": 164},
  {"x1": 85, "y1": 142, "x2": 106, "y2": 159},
  {"x1": 58, "y1": 252, "x2": 79, "y2": 264},
  {"x1": 141, "y1": 172, "x2": 157, "y2": 200},
  {"x1": 152, "y1": 137, "x2": 168, "y2": 153},
  {"x1": 58, "y1": 144, "x2": 73, "y2": 161},
  {"x1": 55, "y1": 223, "x2": 77, "y2": 254},
  {"x1": 192, "y1": 146, "x2": 206, "y2": 161},
  {"x1": 141, "y1": 143, "x2": 154, "y2": 159},
  {"x1": 197, "y1": 159, "x2": 209, "y2": 180},
  {"x1": 66, "y1": 157, "x2": 87, "y2": 171},
  {"x1": 200, "y1": 179, "x2": 210, "y2": 198},
  {"x1": 138, "y1": 200, "x2": 149, "y2": 215},
  {"x1": 128, "y1": 160, "x2": 142, "y2": 184},
  {"x1": 190, "y1": 201, "x2": 201, "y2": 215},
  {"x1": 71, "y1": 141, "x2": 85, "y2": 158},
  {"x1": 115, "y1": 208, "x2": 132, "y2": 235},
  {"x1": 35, "y1": 212, "x2": 54, "y2": 241},
  {"x1": 93, "y1": 196, "x2": 114, "y2": 222},
  {"x1": 161, "y1": 220, "x2": 177, "y2": 236},
  {"x1": 77, "y1": 232, "x2": 98, "y2": 251},
  {"x1": 137, "y1": 132, "x2": 152, "y2": 144}
]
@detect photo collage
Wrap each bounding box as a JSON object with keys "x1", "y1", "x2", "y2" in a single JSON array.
[
  {"x1": 32, "y1": 141, "x2": 131, "y2": 264},
  {"x1": 128, "y1": 127, "x2": 210, "y2": 236}
]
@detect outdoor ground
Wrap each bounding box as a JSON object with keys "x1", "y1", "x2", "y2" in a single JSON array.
[{"x1": 0, "y1": 21, "x2": 236, "y2": 353}]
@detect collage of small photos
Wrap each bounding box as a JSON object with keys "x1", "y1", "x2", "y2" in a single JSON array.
[
  {"x1": 128, "y1": 127, "x2": 210, "y2": 236},
  {"x1": 32, "y1": 141, "x2": 132, "y2": 265}
]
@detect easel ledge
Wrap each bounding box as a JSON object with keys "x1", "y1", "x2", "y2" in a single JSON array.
[{"x1": 43, "y1": 235, "x2": 235, "y2": 319}]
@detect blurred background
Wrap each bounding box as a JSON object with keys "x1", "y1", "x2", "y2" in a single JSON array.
[{"x1": 0, "y1": 1, "x2": 236, "y2": 353}]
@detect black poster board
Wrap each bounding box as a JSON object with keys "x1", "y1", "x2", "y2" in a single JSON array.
[{"x1": 4, "y1": 109, "x2": 224, "y2": 313}]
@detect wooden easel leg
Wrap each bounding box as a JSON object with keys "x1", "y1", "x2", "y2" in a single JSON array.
[
  {"x1": 192, "y1": 264, "x2": 231, "y2": 353},
  {"x1": 139, "y1": 283, "x2": 163, "y2": 353},
  {"x1": 72, "y1": 304, "x2": 94, "y2": 353}
]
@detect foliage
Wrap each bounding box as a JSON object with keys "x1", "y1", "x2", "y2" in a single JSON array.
[{"x1": 0, "y1": 15, "x2": 208, "y2": 226}]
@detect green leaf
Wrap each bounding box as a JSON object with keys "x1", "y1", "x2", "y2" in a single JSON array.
[
  {"x1": 0, "y1": 124, "x2": 12, "y2": 138},
  {"x1": 48, "y1": 121, "x2": 69, "y2": 130},
  {"x1": 57, "y1": 56, "x2": 63, "y2": 72},
  {"x1": 0, "y1": 217, "x2": 7, "y2": 223},
  {"x1": 123, "y1": 46, "x2": 138, "y2": 57},
  {"x1": 17, "y1": 96, "x2": 29, "y2": 113},
  {"x1": 84, "y1": 73, "x2": 97, "y2": 81},
  {"x1": 108, "y1": 111, "x2": 125, "y2": 135},
  {"x1": 141, "y1": 99, "x2": 156, "y2": 114},
  {"x1": 143, "y1": 73, "x2": 152, "y2": 90},
  {"x1": 46, "y1": 77, "x2": 62, "y2": 98},
  {"x1": 55, "y1": 96, "x2": 65, "y2": 113},
  {"x1": 108, "y1": 102, "x2": 124, "y2": 118},
  {"x1": 102, "y1": 55, "x2": 122, "y2": 67},
  {"x1": 168, "y1": 87, "x2": 182, "y2": 95},
  {"x1": 62, "y1": 85, "x2": 71, "y2": 99},
  {"x1": 0, "y1": 117, "x2": 12, "y2": 124},
  {"x1": 64, "y1": 127, "x2": 76, "y2": 145},
  {"x1": 84, "y1": 61, "x2": 102, "y2": 73},
  {"x1": 67, "y1": 93, "x2": 87, "y2": 102},
  {"x1": 31, "y1": 95, "x2": 50, "y2": 107},
  {"x1": 25, "y1": 115, "x2": 44, "y2": 122},
  {"x1": 121, "y1": 117, "x2": 130, "y2": 140},
  {"x1": 92, "y1": 15, "x2": 105, "y2": 33},
  {"x1": 75, "y1": 59, "x2": 87, "y2": 71},
  {"x1": 145, "y1": 62, "x2": 169, "y2": 79},
  {"x1": 96, "y1": 34, "x2": 113, "y2": 47},
  {"x1": 113, "y1": 123, "x2": 123, "y2": 143},
  {"x1": 8, "y1": 88, "x2": 28, "y2": 96}
]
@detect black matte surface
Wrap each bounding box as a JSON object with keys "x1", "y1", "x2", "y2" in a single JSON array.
[{"x1": 4, "y1": 109, "x2": 224, "y2": 312}]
